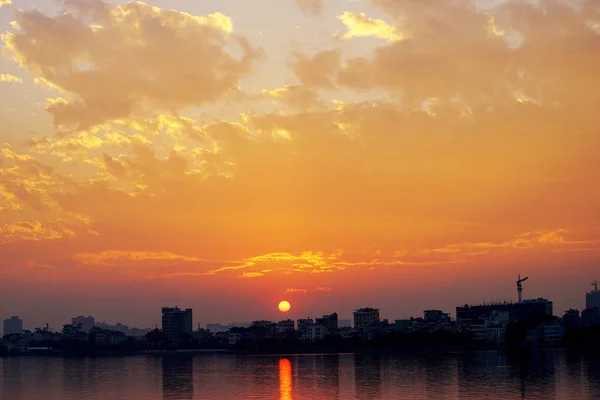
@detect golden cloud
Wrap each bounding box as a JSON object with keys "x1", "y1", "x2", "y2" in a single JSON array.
[
  {"x1": 241, "y1": 272, "x2": 264, "y2": 278},
  {"x1": 0, "y1": 73, "x2": 22, "y2": 83},
  {"x1": 285, "y1": 288, "x2": 307, "y2": 294},
  {"x1": 73, "y1": 250, "x2": 202, "y2": 265},
  {"x1": 418, "y1": 229, "x2": 592, "y2": 258},
  {"x1": 3, "y1": 0, "x2": 261, "y2": 129},
  {"x1": 262, "y1": 85, "x2": 322, "y2": 110},
  {"x1": 0, "y1": 219, "x2": 95, "y2": 245},
  {"x1": 337, "y1": 12, "x2": 403, "y2": 42}
]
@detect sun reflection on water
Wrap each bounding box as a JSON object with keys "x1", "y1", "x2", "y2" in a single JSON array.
[{"x1": 279, "y1": 358, "x2": 292, "y2": 400}]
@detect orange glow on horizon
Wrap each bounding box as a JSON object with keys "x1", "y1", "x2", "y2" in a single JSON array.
[{"x1": 0, "y1": 0, "x2": 599, "y2": 328}]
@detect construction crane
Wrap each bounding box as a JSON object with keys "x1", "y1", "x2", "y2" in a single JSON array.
[
  {"x1": 592, "y1": 280, "x2": 599, "y2": 292},
  {"x1": 517, "y1": 274, "x2": 529, "y2": 303}
]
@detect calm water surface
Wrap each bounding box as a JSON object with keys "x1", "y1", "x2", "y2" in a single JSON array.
[{"x1": 1, "y1": 350, "x2": 600, "y2": 399}]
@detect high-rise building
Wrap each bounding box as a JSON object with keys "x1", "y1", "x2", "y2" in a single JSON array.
[
  {"x1": 582, "y1": 307, "x2": 600, "y2": 327},
  {"x1": 296, "y1": 318, "x2": 313, "y2": 334},
  {"x1": 162, "y1": 307, "x2": 193, "y2": 342},
  {"x1": 586, "y1": 283, "x2": 600, "y2": 310},
  {"x1": 353, "y1": 308, "x2": 380, "y2": 328},
  {"x1": 276, "y1": 319, "x2": 295, "y2": 333},
  {"x1": 456, "y1": 298, "x2": 553, "y2": 327},
  {"x1": 71, "y1": 316, "x2": 95, "y2": 332},
  {"x1": 423, "y1": 310, "x2": 451, "y2": 322},
  {"x1": 316, "y1": 312, "x2": 339, "y2": 330},
  {"x1": 3, "y1": 316, "x2": 23, "y2": 336}
]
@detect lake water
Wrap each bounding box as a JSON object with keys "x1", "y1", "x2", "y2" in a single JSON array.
[{"x1": 1, "y1": 350, "x2": 600, "y2": 399}]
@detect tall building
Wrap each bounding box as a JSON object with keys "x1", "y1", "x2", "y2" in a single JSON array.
[
  {"x1": 423, "y1": 310, "x2": 451, "y2": 322},
  {"x1": 582, "y1": 307, "x2": 600, "y2": 327},
  {"x1": 456, "y1": 298, "x2": 553, "y2": 327},
  {"x1": 316, "y1": 312, "x2": 338, "y2": 330},
  {"x1": 71, "y1": 316, "x2": 95, "y2": 332},
  {"x1": 297, "y1": 318, "x2": 313, "y2": 334},
  {"x1": 353, "y1": 308, "x2": 380, "y2": 328},
  {"x1": 276, "y1": 319, "x2": 295, "y2": 333},
  {"x1": 586, "y1": 282, "x2": 600, "y2": 309},
  {"x1": 162, "y1": 307, "x2": 193, "y2": 342},
  {"x1": 3, "y1": 316, "x2": 23, "y2": 335}
]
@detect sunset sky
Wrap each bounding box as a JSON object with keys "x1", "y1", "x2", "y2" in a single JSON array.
[{"x1": 1, "y1": 0, "x2": 599, "y2": 331}]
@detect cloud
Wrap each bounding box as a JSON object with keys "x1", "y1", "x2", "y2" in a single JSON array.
[
  {"x1": 316, "y1": 287, "x2": 332, "y2": 291},
  {"x1": 241, "y1": 272, "x2": 264, "y2": 278},
  {"x1": 73, "y1": 250, "x2": 202, "y2": 265},
  {"x1": 288, "y1": 0, "x2": 600, "y2": 109},
  {"x1": 285, "y1": 288, "x2": 307, "y2": 294},
  {"x1": 0, "y1": 221, "x2": 74, "y2": 244},
  {"x1": 290, "y1": 49, "x2": 341, "y2": 88},
  {"x1": 295, "y1": 0, "x2": 323, "y2": 18},
  {"x1": 204, "y1": 251, "x2": 343, "y2": 277},
  {"x1": 0, "y1": 0, "x2": 11, "y2": 8},
  {"x1": 1, "y1": 0, "x2": 600, "y2": 306},
  {"x1": 418, "y1": 229, "x2": 599, "y2": 258},
  {"x1": 0, "y1": 73, "x2": 22, "y2": 83},
  {"x1": 337, "y1": 12, "x2": 403, "y2": 42},
  {"x1": 262, "y1": 85, "x2": 322, "y2": 110},
  {"x1": 3, "y1": 0, "x2": 262, "y2": 129}
]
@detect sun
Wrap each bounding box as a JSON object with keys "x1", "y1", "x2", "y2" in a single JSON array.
[{"x1": 278, "y1": 300, "x2": 291, "y2": 313}]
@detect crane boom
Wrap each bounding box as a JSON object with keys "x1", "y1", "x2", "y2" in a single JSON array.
[{"x1": 517, "y1": 274, "x2": 528, "y2": 303}]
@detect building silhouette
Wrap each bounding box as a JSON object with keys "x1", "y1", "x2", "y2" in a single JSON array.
[
  {"x1": 456, "y1": 299, "x2": 553, "y2": 327},
  {"x1": 316, "y1": 312, "x2": 338, "y2": 330},
  {"x1": 3, "y1": 316, "x2": 23, "y2": 336},
  {"x1": 586, "y1": 284, "x2": 600, "y2": 309},
  {"x1": 71, "y1": 316, "x2": 95, "y2": 332},
  {"x1": 353, "y1": 308, "x2": 380, "y2": 328},
  {"x1": 162, "y1": 307, "x2": 193, "y2": 343}
]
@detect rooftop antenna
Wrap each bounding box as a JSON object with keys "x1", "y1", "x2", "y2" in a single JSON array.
[
  {"x1": 517, "y1": 274, "x2": 529, "y2": 303},
  {"x1": 593, "y1": 281, "x2": 599, "y2": 292}
]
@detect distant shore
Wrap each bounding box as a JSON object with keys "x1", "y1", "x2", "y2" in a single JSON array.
[{"x1": 4, "y1": 345, "x2": 600, "y2": 358}]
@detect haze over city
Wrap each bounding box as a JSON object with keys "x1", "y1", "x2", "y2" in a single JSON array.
[{"x1": 1, "y1": 0, "x2": 599, "y2": 330}]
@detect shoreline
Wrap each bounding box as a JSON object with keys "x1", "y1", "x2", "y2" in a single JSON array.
[{"x1": 3, "y1": 346, "x2": 600, "y2": 358}]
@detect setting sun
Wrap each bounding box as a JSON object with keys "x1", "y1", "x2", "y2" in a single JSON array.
[{"x1": 278, "y1": 301, "x2": 291, "y2": 313}]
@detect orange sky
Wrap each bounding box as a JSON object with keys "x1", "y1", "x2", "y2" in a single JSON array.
[{"x1": 1, "y1": 0, "x2": 599, "y2": 330}]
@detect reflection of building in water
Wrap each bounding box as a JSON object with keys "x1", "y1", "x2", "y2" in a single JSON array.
[
  {"x1": 425, "y1": 355, "x2": 455, "y2": 397},
  {"x1": 354, "y1": 354, "x2": 381, "y2": 399},
  {"x1": 505, "y1": 350, "x2": 557, "y2": 399},
  {"x1": 293, "y1": 355, "x2": 340, "y2": 399},
  {"x1": 457, "y1": 352, "x2": 515, "y2": 398},
  {"x1": 162, "y1": 357, "x2": 194, "y2": 400},
  {"x1": 62, "y1": 358, "x2": 88, "y2": 397},
  {"x1": 2, "y1": 357, "x2": 23, "y2": 400},
  {"x1": 562, "y1": 352, "x2": 585, "y2": 398},
  {"x1": 320, "y1": 356, "x2": 340, "y2": 399},
  {"x1": 585, "y1": 354, "x2": 600, "y2": 399},
  {"x1": 279, "y1": 358, "x2": 292, "y2": 400},
  {"x1": 457, "y1": 351, "x2": 558, "y2": 399}
]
